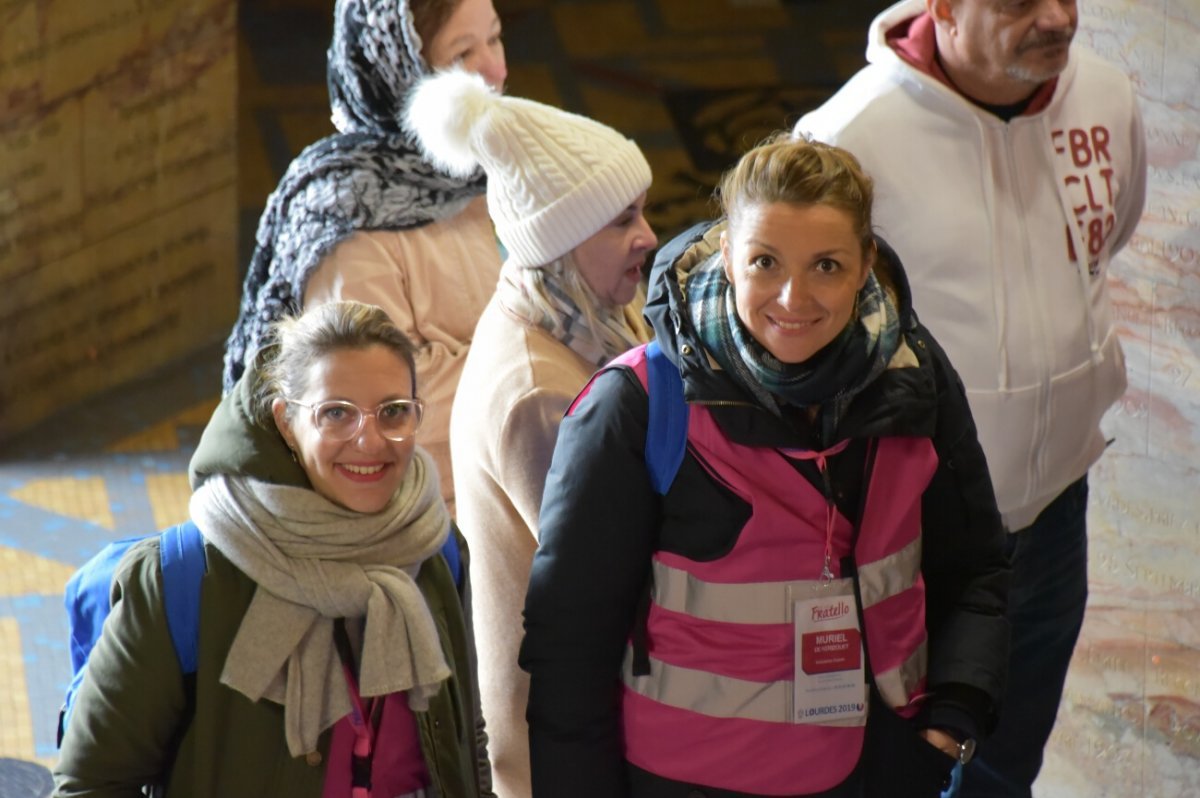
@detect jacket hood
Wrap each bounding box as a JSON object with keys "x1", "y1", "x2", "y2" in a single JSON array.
[
  {"x1": 643, "y1": 221, "x2": 728, "y2": 402},
  {"x1": 189, "y1": 348, "x2": 310, "y2": 491},
  {"x1": 867, "y1": 0, "x2": 1065, "y2": 117},
  {"x1": 866, "y1": 0, "x2": 925, "y2": 68}
]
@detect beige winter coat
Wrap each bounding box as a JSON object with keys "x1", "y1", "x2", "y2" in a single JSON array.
[
  {"x1": 305, "y1": 195, "x2": 502, "y2": 516},
  {"x1": 449, "y1": 288, "x2": 599, "y2": 798}
]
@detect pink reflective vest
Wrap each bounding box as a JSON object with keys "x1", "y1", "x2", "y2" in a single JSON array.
[{"x1": 613, "y1": 345, "x2": 937, "y2": 796}]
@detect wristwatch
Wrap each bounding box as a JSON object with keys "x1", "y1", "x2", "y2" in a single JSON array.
[{"x1": 954, "y1": 736, "x2": 977, "y2": 764}]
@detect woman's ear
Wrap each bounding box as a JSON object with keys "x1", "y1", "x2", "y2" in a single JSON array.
[
  {"x1": 720, "y1": 230, "x2": 735, "y2": 283},
  {"x1": 928, "y1": 0, "x2": 955, "y2": 28},
  {"x1": 860, "y1": 240, "x2": 877, "y2": 289},
  {"x1": 272, "y1": 398, "x2": 297, "y2": 451}
]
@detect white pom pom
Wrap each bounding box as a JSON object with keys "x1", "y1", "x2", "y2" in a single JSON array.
[{"x1": 404, "y1": 66, "x2": 498, "y2": 177}]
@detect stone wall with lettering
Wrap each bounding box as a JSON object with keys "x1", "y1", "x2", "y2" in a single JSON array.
[
  {"x1": 1039, "y1": 3, "x2": 1200, "y2": 796},
  {"x1": 0, "y1": 0, "x2": 237, "y2": 438}
]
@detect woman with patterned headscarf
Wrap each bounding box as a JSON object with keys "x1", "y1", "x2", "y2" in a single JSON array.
[{"x1": 224, "y1": 0, "x2": 506, "y2": 516}]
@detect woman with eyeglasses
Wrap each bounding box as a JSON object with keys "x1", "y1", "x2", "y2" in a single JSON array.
[{"x1": 54, "y1": 301, "x2": 491, "y2": 798}]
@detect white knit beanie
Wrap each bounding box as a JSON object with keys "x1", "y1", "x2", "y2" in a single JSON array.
[{"x1": 404, "y1": 67, "x2": 652, "y2": 268}]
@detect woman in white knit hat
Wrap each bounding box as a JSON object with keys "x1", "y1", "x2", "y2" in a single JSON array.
[{"x1": 406, "y1": 68, "x2": 657, "y2": 798}]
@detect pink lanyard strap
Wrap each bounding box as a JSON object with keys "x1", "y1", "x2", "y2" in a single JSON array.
[
  {"x1": 779, "y1": 440, "x2": 851, "y2": 582},
  {"x1": 334, "y1": 619, "x2": 382, "y2": 798}
]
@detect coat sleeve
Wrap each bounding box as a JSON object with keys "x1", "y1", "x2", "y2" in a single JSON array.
[
  {"x1": 1110, "y1": 89, "x2": 1148, "y2": 256},
  {"x1": 53, "y1": 540, "x2": 191, "y2": 798},
  {"x1": 495, "y1": 383, "x2": 578, "y2": 538},
  {"x1": 519, "y1": 368, "x2": 659, "y2": 797},
  {"x1": 450, "y1": 525, "x2": 497, "y2": 798},
  {"x1": 917, "y1": 328, "x2": 1011, "y2": 741}
]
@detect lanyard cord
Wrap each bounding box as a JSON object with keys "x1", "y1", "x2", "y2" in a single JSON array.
[
  {"x1": 779, "y1": 440, "x2": 850, "y2": 584},
  {"x1": 333, "y1": 618, "x2": 384, "y2": 798}
]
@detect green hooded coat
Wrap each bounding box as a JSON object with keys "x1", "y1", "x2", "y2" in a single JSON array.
[{"x1": 53, "y1": 366, "x2": 488, "y2": 798}]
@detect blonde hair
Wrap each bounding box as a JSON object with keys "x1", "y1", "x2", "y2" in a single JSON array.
[
  {"x1": 256, "y1": 301, "x2": 418, "y2": 425},
  {"x1": 718, "y1": 133, "x2": 875, "y2": 253}
]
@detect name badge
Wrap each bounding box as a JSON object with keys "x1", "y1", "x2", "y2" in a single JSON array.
[{"x1": 790, "y1": 580, "x2": 867, "y2": 724}]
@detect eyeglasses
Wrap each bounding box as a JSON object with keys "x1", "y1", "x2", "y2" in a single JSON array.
[{"x1": 286, "y1": 398, "x2": 425, "y2": 442}]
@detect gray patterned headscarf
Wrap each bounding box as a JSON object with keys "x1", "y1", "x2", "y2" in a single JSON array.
[{"x1": 223, "y1": 0, "x2": 487, "y2": 391}]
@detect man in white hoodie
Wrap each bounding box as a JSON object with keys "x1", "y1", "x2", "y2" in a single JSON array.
[{"x1": 796, "y1": 1, "x2": 1146, "y2": 796}]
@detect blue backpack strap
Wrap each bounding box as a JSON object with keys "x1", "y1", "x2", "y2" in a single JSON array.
[
  {"x1": 644, "y1": 339, "x2": 689, "y2": 496},
  {"x1": 158, "y1": 520, "x2": 206, "y2": 675}
]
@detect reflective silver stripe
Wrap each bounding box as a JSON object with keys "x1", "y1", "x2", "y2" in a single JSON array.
[
  {"x1": 876, "y1": 641, "x2": 927, "y2": 709},
  {"x1": 622, "y1": 650, "x2": 866, "y2": 727},
  {"x1": 857, "y1": 537, "x2": 922, "y2": 610},
  {"x1": 652, "y1": 561, "x2": 854, "y2": 624},
  {"x1": 651, "y1": 538, "x2": 920, "y2": 625}
]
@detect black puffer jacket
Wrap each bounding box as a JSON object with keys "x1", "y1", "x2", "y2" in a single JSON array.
[{"x1": 520, "y1": 223, "x2": 1010, "y2": 797}]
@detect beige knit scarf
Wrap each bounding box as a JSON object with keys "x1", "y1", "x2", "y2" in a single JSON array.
[{"x1": 188, "y1": 447, "x2": 451, "y2": 757}]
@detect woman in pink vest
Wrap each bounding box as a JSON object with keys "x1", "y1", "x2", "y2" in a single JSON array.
[{"x1": 520, "y1": 135, "x2": 1010, "y2": 797}]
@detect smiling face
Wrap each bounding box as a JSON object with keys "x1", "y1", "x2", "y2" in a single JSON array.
[
  {"x1": 571, "y1": 192, "x2": 658, "y2": 307},
  {"x1": 272, "y1": 344, "x2": 417, "y2": 514},
  {"x1": 423, "y1": 0, "x2": 507, "y2": 90},
  {"x1": 934, "y1": 0, "x2": 1077, "y2": 105},
  {"x1": 721, "y1": 202, "x2": 872, "y2": 365}
]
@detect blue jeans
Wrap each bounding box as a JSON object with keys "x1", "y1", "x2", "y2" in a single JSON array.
[{"x1": 958, "y1": 476, "x2": 1090, "y2": 798}]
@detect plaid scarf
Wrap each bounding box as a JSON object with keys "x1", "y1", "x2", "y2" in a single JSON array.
[
  {"x1": 222, "y1": 0, "x2": 485, "y2": 391},
  {"x1": 539, "y1": 276, "x2": 647, "y2": 368},
  {"x1": 498, "y1": 263, "x2": 648, "y2": 368},
  {"x1": 686, "y1": 250, "x2": 900, "y2": 436}
]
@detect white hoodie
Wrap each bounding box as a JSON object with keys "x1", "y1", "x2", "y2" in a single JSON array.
[{"x1": 797, "y1": 0, "x2": 1147, "y2": 530}]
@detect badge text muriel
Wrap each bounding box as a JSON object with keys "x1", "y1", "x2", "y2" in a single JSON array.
[{"x1": 810, "y1": 600, "x2": 851, "y2": 622}]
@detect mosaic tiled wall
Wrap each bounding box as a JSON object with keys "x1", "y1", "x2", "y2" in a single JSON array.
[
  {"x1": 1037, "y1": 2, "x2": 1200, "y2": 796},
  {"x1": 0, "y1": 0, "x2": 239, "y2": 439}
]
